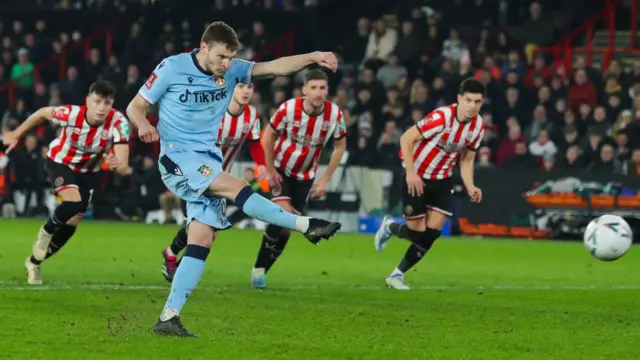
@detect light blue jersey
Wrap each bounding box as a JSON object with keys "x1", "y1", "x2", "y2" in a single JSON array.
[
  {"x1": 139, "y1": 50, "x2": 254, "y2": 154},
  {"x1": 139, "y1": 50, "x2": 255, "y2": 229}
]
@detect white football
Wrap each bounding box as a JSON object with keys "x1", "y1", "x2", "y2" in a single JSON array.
[{"x1": 583, "y1": 214, "x2": 633, "y2": 261}]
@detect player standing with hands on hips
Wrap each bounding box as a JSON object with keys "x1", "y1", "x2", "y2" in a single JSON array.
[
  {"x1": 374, "y1": 79, "x2": 485, "y2": 290},
  {"x1": 126, "y1": 21, "x2": 342, "y2": 337}
]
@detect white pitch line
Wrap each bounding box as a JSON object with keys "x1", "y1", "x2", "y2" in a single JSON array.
[{"x1": 1, "y1": 283, "x2": 640, "y2": 291}]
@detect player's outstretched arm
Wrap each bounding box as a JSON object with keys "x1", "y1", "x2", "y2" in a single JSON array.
[
  {"x1": 399, "y1": 126, "x2": 422, "y2": 175},
  {"x1": 252, "y1": 51, "x2": 338, "y2": 80},
  {"x1": 400, "y1": 126, "x2": 426, "y2": 197},
  {"x1": 460, "y1": 149, "x2": 482, "y2": 203},
  {"x1": 126, "y1": 94, "x2": 159, "y2": 143},
  {"x1": 113, "y1": 144, "x2": 133, "y2": 176},
  {"x1": 2, "y1": 106, "x2": 55, "y2": 153},
  {"x1": 312, "y1": 136, "x2": 346, "y2": 199},
  {"x1": 262, "y1": 124, "x2": 281, "y2": 186}
]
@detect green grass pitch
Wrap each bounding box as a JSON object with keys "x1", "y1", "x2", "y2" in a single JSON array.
[{"x1": 1, "y1": 219, "x2": 640, "y2": 359}]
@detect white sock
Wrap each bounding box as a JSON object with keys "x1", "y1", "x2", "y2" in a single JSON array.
[
  {"x1": 252, "y1": 268, "x2": 265, "y2": 276},
  {"x1": 160, "y1": 308, "x2": 180, "y2": 321},
  {"x1": 391, "y1": 268, "x2": 403, "y2": 277},
  {"x1": 166, "y1": 247, "x2": 176, "y2": 257},
  {"x1": 294, "y1": 216, "x2": 310, "y2": 233}
]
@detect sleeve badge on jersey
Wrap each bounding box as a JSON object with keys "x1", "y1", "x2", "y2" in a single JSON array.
[
  {"x1": 118, "y1": 121, "x2": 130, "y2": 139},
  {"x1": 52, "y1": 106, "x2": 70, "y2": 120},
  {"x1": 198, "y1": 165, "x2": 213, "y2": 177},
  {"x1": 145, "y1": 72, "x2": 158, "y2": 89}
]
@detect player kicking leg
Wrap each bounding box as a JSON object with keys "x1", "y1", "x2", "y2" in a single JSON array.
[
  {"x1": 374, "y1": 79, "x2": 485, "y2": 290},
  {"x1": 2, "y1": 81, "x2": 132, "y2": 284},
  {"x1": 251, "y1": 69, "x2": 347, "y2": 289},
  {"x1": 126, "y1": 21, "x2": 342, "y2": 336},
  {"x1": 161, "y1": 83, "x2": 266, "y2": 282}
]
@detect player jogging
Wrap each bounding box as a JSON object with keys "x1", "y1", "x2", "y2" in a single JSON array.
[
  {"x1": 373, "y1": 78, "x2": 485, "y2": 290},
  {"x1": 126, "y1": 21, "x2": 342, "y2": 337},
  {"x1": 2, "y1": 81, "x2": 132, "y2": 285},
  {"x1": 251, "y1": 69, "x2": 347, "y2": 288},
  {"x1": 161, "y1": 82, "x2": 266, "y2": 282}
]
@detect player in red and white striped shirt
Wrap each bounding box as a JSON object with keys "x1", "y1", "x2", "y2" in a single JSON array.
[
  {"x1": 216, "y1": 83, "x2": 265, "y2": 173},
  {"x1": 2, "y1": 81, "x2": 132, "y2": 285},
  {"x1": 251, "y1": 69, "x2": 347, "y2": 288},
  {"x1": 374, "y1": 78, "x2": 486, "y2": 290},
  {"x1": 161, "y1": 83, "x2": 267, "y2": 282}
]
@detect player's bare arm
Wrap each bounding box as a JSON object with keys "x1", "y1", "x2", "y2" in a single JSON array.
[
  {"x1": 313, "y1": 136, "x2": 346, "y2": 198},
  {"x1": 460, "y1": 149, "x2": 482, "y2": 203},
  {"x1": 252, "y1": 52, "x2": 338, "y2": 80},
  {"x1": 262, "y1": 124, "x2": 282, "y2": 187},
  {"x1": 400, "y1": 126, "x2": 425, "y2": 197},
  {"x1": 2, "y1": 106, "x2": 55, "y2": 152},
  {"x1": 104, "y1": 144, "x2": 133, "y2": 176},
  {"x1": 126, "y1": 94, "x2": 159, "y2": 143}
]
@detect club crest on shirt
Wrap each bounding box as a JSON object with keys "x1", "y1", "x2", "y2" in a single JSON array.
[
  {"x1": 321, "y1": 122, "x2": 330, "y2": 130},
  {"x1": 214, "y1": 77, "x2": 226, "y2": 88},
  {"x1": 100, "y1": 130, "x2": 110, "y2": 139},
  {"x1": 198, "y1": 165, "x2": 213, "y2": 177},
  {"x1": 243, "y1": 123, "x2": 250, "y2": 132}
]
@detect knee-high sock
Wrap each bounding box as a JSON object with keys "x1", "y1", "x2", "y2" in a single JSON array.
[
  {"x1": 234, "y1": 186, "x2": 309, "y2": 233},
  {"x1": 30, "y1": 224, "x2": 77, "y2": 265},
  {"x1": 397, "y1": 228, "x2": 440, "y2": 273},
  {"x1": 160, "y1": 244, "x2": 210, "y2": 320},
  {"x1": 254, "y1": 225, "x2": 291, "y2": 272},
  {"x1": 169, "y1": 227, "x2": 188, "y2": 255}
]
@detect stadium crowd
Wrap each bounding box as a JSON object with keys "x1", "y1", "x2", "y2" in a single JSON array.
[{"x1": 0, "y1": 0, "x2": 639, "y2": 219}]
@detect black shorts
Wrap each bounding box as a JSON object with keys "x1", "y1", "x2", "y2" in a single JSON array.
[
  {"x1": 402, "y1": 174, "x2": 453, "y2": 219},
  {"x1": 269, "y1": 169, "x2": 313, "y2": 214},
  {"x1": 45, "y1": 159, "x2": 102, "y2": 211}
]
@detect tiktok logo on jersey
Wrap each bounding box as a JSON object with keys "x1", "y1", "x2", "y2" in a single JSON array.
[{"x1": 178, "y1": 89, "x2": 228, "y2": 103}]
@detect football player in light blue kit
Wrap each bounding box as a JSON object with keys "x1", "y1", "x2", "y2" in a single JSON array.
[{"x1": 126, "y1": 22, "x2": 342, "y2": 337}]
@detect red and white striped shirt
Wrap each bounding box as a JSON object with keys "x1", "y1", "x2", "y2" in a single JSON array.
[
  {"x1": 270, "y1": 98, "x2": 346, "y2": 180},
  {"x1": 47, "y1": 105, "x2": 130, "y2": 173},
  {"x1": 216, "y1": 105, "x2": 261, "y2": 171},
  {"x1": 411, "y1": 104, "x2": 484, "y2": 180}
]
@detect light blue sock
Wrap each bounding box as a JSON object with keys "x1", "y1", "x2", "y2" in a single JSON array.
[
  {"x1": 235, "y1": 186, "x2": 308, "y2": 232},
  {"x1": 160, "y1": 244, "x2": 209, "y2": 320}
]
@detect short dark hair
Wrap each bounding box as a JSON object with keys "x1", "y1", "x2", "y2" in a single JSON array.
[
  {"x1": 304, "y1": 69, "x2": 328, "y2": 84},
  {"x1": 459, "y1": 78, "x2": 485, "y2": 96},
  {"x1": 201, "y1": 21, "x2": 241, "y2": 50},
  {"x1": 88, "y1": 80, "x2": 116, "y2": 98}
]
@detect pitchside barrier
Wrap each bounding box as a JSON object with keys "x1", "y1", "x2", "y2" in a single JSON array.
[{"x1": 10, "y1": 164, "x2": 637, "y2": 241}]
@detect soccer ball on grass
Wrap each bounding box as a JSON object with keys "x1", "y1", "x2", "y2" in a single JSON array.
[{"x1": 583, "y1": 214, "x2": 633, "y2": 261}]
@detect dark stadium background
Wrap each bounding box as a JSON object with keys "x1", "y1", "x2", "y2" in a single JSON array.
[{"x1": 0, "y1": 0, "x2": 638, "y2": 240}]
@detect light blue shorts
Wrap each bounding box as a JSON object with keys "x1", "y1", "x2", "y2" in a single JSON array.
[{"x1": 158, "y1": 149, "x2": 231, "y2": 230}]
